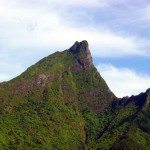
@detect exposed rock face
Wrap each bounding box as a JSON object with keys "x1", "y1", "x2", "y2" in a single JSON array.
[
  {"x1": 37, "y1": 74, "x2": 47, "y2": 87},
  {"x1": 69, "y1": 40, "x2": 93, "y2": 69}
]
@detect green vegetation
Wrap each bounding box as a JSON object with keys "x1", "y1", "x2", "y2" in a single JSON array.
[
  {"x1": 0, "y1": 41, "x2": 149, "y2": 149},
  {"x1": 0, "y1": 100, "x2": 84, "y2": 149}
]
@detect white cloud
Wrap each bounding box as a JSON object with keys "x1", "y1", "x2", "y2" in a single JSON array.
[
  {"x1": 0, "y1": 0, "x2": 149, "y2": 54},
  {"x1": 20, "y1": 0, "x2": 132, "y2": 8},
  {"x1": 0, "y1": 61, "x2": 24, "y2": 82},
  {"x1": 35, "y1": 0, "x2": 104, "y2": 7},
  {"x1": 0, "y1": 74, "x2": 12, "y2": 82},
  {"x1": 0, "y1": 0, "x2": 150, "y2": 82},
  {"x1": 97, "y1": 63, "x2": 150, "y2": 97},
  {"x1": 0, "y1": 1, "x2": 147, "y2": 57},
  {"x1": 12, "y1": 0, "x2": 109, "y2": 8}
]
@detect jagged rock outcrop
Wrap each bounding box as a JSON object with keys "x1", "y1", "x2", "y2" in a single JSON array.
[{"x1": 69, "y1": 40, "x2": 93, "y2": 69}]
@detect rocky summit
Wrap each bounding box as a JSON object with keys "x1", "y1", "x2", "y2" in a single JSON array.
[
  {"x1": 69, "y1": 40, "x2": 93, "y2": 68},
  {"x1": 0, "y1": 41, "x2": 150, "y2": 150}
]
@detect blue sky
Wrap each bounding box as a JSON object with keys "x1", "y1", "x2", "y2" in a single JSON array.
[{"x1": 0, "y1": 0, "x2": 150, "y2": 97}]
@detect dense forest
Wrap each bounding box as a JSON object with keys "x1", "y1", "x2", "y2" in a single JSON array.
[{"x1": 0, "y1": 41, "x2": 149, "y2": 149}]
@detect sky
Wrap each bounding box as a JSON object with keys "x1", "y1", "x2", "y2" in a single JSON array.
[{"x1": 0, "y1": 0, "x2": 150, "y2": 97}]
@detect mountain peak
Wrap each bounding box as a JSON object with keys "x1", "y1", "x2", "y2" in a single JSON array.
[
  {"x1": 69, "y1": 40, "x2": 89, "y2": 54},
  {"x1": 1, "y1": 40, "x2": 150, "y2": 149},
  {"x1": 69, "y1": 40, "x2": 93, "y2": 68}
]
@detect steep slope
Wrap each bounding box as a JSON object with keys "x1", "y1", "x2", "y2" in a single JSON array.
[
  {"x1": 0, "y1": 41, "x2": 115, "y2": 111},
  {"x1": 0, "y1": 41, "x2": 115, "y2": 149},
  {"x1": 0, "y1": 40, "x2": 149, "y2": 150},
  {"x1": 111, "y1": 89, "x2": 150, "y2": 150},
  {"x1": 93, "y1": 89, "x2": 150, "y2": 150}
]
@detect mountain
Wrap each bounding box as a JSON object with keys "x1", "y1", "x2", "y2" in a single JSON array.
[{"x1": 0, "y1": 40, "x2": 150, "y2": 150}]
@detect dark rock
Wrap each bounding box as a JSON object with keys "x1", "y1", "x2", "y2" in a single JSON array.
[
  {"x1": 69, "y1": 40, "x2": 93, "y2": 69},
  {"x1": 146, "y1": 88, "x2": 150, "y2": 95}
]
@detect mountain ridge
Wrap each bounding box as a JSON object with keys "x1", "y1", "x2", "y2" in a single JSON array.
[{"x1": 0, "y1": 40, "x2": 150, "y2": 149}]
